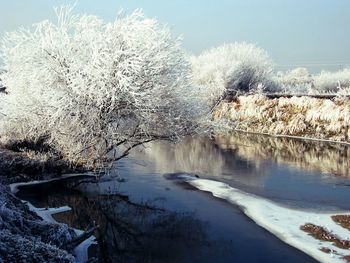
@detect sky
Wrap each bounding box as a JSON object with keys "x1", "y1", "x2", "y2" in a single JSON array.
[{"x1": 0, "y1": 0, "x2": 350, "y2": 72}]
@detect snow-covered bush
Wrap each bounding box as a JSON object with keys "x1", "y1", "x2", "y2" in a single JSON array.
[
  {"x1": 314, "y1": 68, "x2": 350, "y2": 93},
  {"x1": 191, "y1": 42, "x2": 274, "y2": 106},
  {"x1": 274, "y1": 67, "x2": 313, "y2": 93},
  {"x1": 276, "y1": 68, "x2": 312, "y2": 85},
  {"x1": 0, "y1": 6, "x2": 197, "y2": 169},
  {"x1": 273, "y1": 68, "x2": 350, "y2": 95},
  {"x1": 0, "y1": 71, "x2": 4, "y2": 89}
]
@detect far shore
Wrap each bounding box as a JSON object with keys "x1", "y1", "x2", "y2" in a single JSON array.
[{"x1": 213, "y1": 94, "x2": 350, "y2": 144}]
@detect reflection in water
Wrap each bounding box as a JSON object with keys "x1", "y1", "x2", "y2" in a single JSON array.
[
  {"x1": 16, "y1": 132, "x2": 349, "y2": 263},
  {"x1": 132, "y1": 132, "x2": 350, "y2": 184},
  {"x1": 24, "y1": 187, "x2": 208, "y2": 263},
  {"x1": 131, "y1": 132, "x2": 350, "y2": 192},
  {"x1": 214, "y1": 132, "x2": 350, "y2": 178},
  {"x1": 132, "y1": 136, "x2": 269, "y2": 187}
]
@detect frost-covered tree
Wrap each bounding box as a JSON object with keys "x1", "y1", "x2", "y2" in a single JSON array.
[
  {"x1": 0, "y1": 6, "x2": 198, "y2": 169},
  {"x1": 191, "y1": 42, "x2": 274, "y2": 106}
]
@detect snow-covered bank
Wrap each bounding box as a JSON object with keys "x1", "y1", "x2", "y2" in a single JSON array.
[
  {"x1": 10, "y1": 172, "x2": 95, "y2": 194},
  {"x1": 0, "y1": 183, "x2": 76, "y2": 262},
  {"x1": 26, "y1": 202, "x2": 97, "y2": 263},
  {"x1": 180, "y1": 175, "x2": 350, "y2": 263},
  {"x1": 213, "y1": 95, "x2": 350, "y2": 143},
  {"x1": 9, "y1": 176, "x2": 97, "y2": 263},
  {"x1": 0, "y1": 146, "x2": 86, "y2": 185}
]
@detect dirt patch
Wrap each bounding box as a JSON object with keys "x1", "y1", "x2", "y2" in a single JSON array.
[
  {"x1": 319, "y1": 247, "x2": 336, "y2": 254},
  {"x1": 332, "y1": 215, "x2": 350, "y2": 231},
  {"x1": 300, "y1": 223, "x2": 350, "y2": 250},
  {"x1": 343, "y1": 255, "x2": 350, "y2": 262}
]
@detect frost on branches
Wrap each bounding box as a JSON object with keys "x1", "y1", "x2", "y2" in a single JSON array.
[
  {"x1": 0, "y1": 6, "x2": 197, "y2": 169},
  {"x1": 191, "y1": 42, "x2": 274, "y2": 106}
]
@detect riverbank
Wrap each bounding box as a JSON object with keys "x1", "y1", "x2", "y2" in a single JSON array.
[
  {"x1": 0, "y1": 146, "x2": 82, "y2": 184},
  {"x1": 213, "y1": 94, "x2": 350, "y2": 143},
  {"x1": 0, "y1": 148, "x2": 89, "y2": 263},
  {"x1": 0, "y1": 182, "x2": 76, "y2": 262}
]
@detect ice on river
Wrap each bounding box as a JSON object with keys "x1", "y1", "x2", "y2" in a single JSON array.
[{"x1": 179, "y1": 174, "x2": 350, "y2": 263}]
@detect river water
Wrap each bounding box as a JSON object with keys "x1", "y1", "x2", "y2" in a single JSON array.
[{"x1": 17, "y1": 132, "x2": 350, "y2": 263}]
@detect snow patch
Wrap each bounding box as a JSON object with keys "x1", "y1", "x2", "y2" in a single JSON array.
[
  {"x1": 27, "y1": 203, "x2": 71, "y2": 223},
  {"x1": 73, "y1": 234, "x2": 97, "y2": 263},
  {"x1": 180, "y1": 175, "x2": 350, "y2": 263}
]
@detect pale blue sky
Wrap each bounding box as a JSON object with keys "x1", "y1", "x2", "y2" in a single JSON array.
[{"x1": 1, "y1": 0, "x2": 349, "y2": 72}]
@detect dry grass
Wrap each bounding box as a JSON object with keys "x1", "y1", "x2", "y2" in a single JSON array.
[{"x1": 213, "y1": 95, "x2": 350, "y2": 142}]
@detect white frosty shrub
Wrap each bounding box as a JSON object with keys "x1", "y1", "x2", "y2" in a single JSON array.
[
  {"x1": 191, "y1": 42, "x2": 274, "y2": 106},
  {"x1": 314, "y1": 68, "x2": 350, "y2": 93},
  {"x1": 274, "y1": 67, "x2": 313, "y2": 93},
  {"x1": 0, "y1": 6, "x2": 197, "y2": 169},
  {"x1": 273, "y1": 68, "x2": 350, "y2": 95}
]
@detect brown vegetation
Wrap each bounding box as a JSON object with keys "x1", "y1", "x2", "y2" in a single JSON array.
[
  {"x1": 319, "y1": 247, "x2": 336, "y2": 254},
  {"x1": 343, "y1": 255, "x2": 350, "y2": 262},
  {"x1": 332, "y1": 215, "x2": 350, "y2": 231},
  {"x1": 0, "y1": 142, "x2": 83, "y2": 184},
  {"x1": 213, "y1": 95, "x2": 350, "y2": 143},
  {"x1": 300, "y1": 223, "x2": 350, "y2": 250}
]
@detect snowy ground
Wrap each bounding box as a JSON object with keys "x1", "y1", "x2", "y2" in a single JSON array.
[{"x1": 0, "y1": 183, "x2": 75, "y2": 262}]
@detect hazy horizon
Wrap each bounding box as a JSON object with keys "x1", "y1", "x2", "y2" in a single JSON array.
[{"x1": 1, "y1": 0, "x2": 349, "y2": 73}]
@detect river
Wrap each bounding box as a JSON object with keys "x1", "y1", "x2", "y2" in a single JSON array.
[{"x1": 16, "y1": 132, "x2": 350, "y2": 263}]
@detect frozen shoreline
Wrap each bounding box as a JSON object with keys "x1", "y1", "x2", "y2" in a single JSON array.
[
  {"x1": 180, "y1": 174, "x2": 350, "y2": 263},
  {"x1": 10, "y1": 172, "x2": 96, "y2": 194},
  {"x1": 25, "y1": 203, "x2": 96, "y2": 263}
]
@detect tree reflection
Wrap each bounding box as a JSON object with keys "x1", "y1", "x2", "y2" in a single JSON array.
[
  {"x1": 129, "y1": 132, "x2": 350, "y2": 189},
  {"x1": 130, "y1": 136, "x2": 269, "y2": 187},
  {"x1": 45, "y1": 190, "x2": 208, "y2": 263}
]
